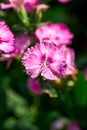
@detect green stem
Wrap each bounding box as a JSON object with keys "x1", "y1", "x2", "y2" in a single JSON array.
[{"x1": 18, "y1": 5, "x2": 30, "y2": 27}]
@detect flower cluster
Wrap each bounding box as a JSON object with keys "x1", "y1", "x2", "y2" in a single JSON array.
[
  {"x1": 0, "y1": 20, "x2": 75, "y2": 81},
  {"x1": 0, "y1": 0, "x2": 75, "y2": 86},
  {"x1": 22, "y1": 23, "x2": 75, "y2": 80},
  {"x1": 0, "y1": 0, "x2": 85, "y2": 129}
]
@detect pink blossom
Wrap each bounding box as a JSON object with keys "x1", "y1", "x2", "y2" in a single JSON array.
[
  {"x1": 0, "y1": 33, "x2": 30, "y2": 59},
  {"x1": 22, "y1": 43, "x2": 75, "y2": 80},
  {"x1": 24, "y1": 0, "x2": 39, "y2": 12},
  {"x1": 58, "y1": 0, "x2": 71, "y2": 4},
  {"x1": 14, "y1": 33, "x2": 31, "y2": 56},
  {"x1": 35, "y1": 23, "x2": 73, "y2": 46},
  {"x1": 0, "y1": 0, "x2": 24, "y2": 11},
  {"x1": 67, "y1": 121, "x2": 81, "y2": 130},
  {"x1": 64, "y1": 47, "x2": 75, "y2": 75},
  {"x1": 0, "y1": 0, "x2": 39, "y2": 12},
  {"x1": 0, "y1": 33, "x2": 31, "y2": 69},
  {"x1": 27, "y1": 78, "x2": 42, "y2": 95},
  {"x1": 0, "y1": 21, "x2": 14, "y2": 53}
]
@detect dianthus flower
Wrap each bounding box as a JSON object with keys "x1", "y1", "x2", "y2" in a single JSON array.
[
  {"x1": 0, "y1": 33, "x2": 31, "y2": 69},
  {"x1": 64, "y1": 47, "x2": 75, "y2": 75},
  {"x1": 22, "y1": 43, "x2": 75, "y2": 80},
  {"x1": 24, "y1": 0, "x2": 39, "y2": 12},
  {"x1": 67, "y1": 121, "x2": 81, "y2": 130},
  {"x1": 0, "y1": 0, "x2": 39, "y2": 12},
  {"x1": 0, "y1": 21, "x2": 14, "y2": 53},
  {"x1": 27, "y1": 78, "x2": 42, "y2": 95},
  {"x1": 14, "y1": 33, "x2": 31, "y2": 56},
  {"x1": 58, "y1": 0, "x2": 71, "y2": 4},
  {"x1": 35, "y1": 23, "x2": 73, "y2": 46}
]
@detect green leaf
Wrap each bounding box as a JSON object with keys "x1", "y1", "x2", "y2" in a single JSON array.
[
  {"x1": 3, "y1": 117, "x2": 17, "y2": 129},
  {"x1": 6, "y1": 88, "x2": 27, "y2": 108},
  {"x1": 73, "y1": 72, "x2": 87, "y2": 107},
  {"x1": 5, "y1": 88, "x2": 38, "y2": 129}
]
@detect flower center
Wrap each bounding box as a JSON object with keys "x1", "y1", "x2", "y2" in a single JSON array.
[{"x1": 41, "y1": 55, "x2": 53, "y2": 67}]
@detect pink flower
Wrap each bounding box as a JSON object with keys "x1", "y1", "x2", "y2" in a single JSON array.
[
  {"x1": 35, "y1": 23, "x2": 73, "y2": 46},
  {"x1": 22, "y1": 43, "x2": 75, "y2": 80},
  {"x1": 67, "y1": 121, "x2": 81, "y2": 130},
  {"x1": 64, "y1": 47, "x2": 75, "y2": 75},
  {"x1": 0, "y1": 21, "x2": 14, "y2": 53},
  {"x1": 0, "y1": 33, "x2": 31, "y2": 69},
  {"x1": 0, "y1": 0, "x2": 39, "y2": 12},
  {"x1": 0, "y1": 0, "x2": 24, "y2": 11},
  {"x1": 0, "y1": 33, "x2": 30, "y2": 58},
  {"x1": 14, "y1": 33, "x2": 31, "y2": 56},
  {"x1": 24, "y1": 0, "x2": 39, "y2": 12},
  {"x1": 58, "y1": 0, "x2": 71, "y2": 4},
  {"x1": 27, "y1": 78, "x2": 42, "y2": 95}
]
